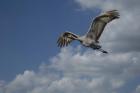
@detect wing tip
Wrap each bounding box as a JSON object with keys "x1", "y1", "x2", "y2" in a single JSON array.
[
  {"x1": 105, "y1": 9, "x2": 120, "y2": 19},
  {"x1": 57, "y1": 37, "x2": 68, "y2": 48}
]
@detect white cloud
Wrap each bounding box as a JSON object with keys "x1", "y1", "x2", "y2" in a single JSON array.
[
  {"x1": 75, "y1": 0, "x2": 140, "y2": 11},
  {"x1": 135, "y1": 85, "x2": 140, "y2": 93},
  {"x1": 2, "y1": 47, "x2": 140, "y2": 93}
]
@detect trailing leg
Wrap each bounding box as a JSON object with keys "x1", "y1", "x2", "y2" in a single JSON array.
[{"x1": 98, "y1": 48, "x2": 108, "y2": 53}]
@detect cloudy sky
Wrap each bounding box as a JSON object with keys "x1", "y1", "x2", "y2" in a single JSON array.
[{"x1": 0, "y1": 0, "x2": 140, "y2": 93}]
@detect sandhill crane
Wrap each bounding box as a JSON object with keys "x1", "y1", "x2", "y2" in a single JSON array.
[{"x1": 57, "y1": 10, "x2": 120, "y2": 53}]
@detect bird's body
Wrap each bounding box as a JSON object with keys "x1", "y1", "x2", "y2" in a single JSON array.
[{"x1": 57, "y1": 10, "x2": 120, "y2": 53}]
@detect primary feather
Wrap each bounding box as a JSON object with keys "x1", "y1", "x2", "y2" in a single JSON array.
[{"x1": 57, "y1": 32, "x2": 79, "y2": 47}]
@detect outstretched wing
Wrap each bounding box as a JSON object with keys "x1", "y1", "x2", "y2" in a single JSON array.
[
  {"x1": 86, "y1": 10, "x2": 120, "y2": 42},
  {"x1": 57, "y1": 32, "x2": 78, "y2": 47}
]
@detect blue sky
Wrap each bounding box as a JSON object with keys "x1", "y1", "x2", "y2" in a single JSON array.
[
  {"x1": 1, "y1": 0, "x2": 140, "y2": 93},
  {"x1": 0, "y1": 0, "x2": 100, "y2": 81}
]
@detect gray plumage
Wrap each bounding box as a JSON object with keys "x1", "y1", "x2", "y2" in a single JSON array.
[{"x1": 57, "y1": 10, "x2": 120, "y2": 53}]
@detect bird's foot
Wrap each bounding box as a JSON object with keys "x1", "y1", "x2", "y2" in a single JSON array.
[
  {"x1": 102, "y1": 50, "x2": 108, "y2": 54},
  {"x1": 98, "y1": 48, "x2": 108, "y2": 54}
]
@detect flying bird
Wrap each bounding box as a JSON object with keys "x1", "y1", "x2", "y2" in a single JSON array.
[{"x1": 57, "y1": 10, "x2": 120, "y2": 53}]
